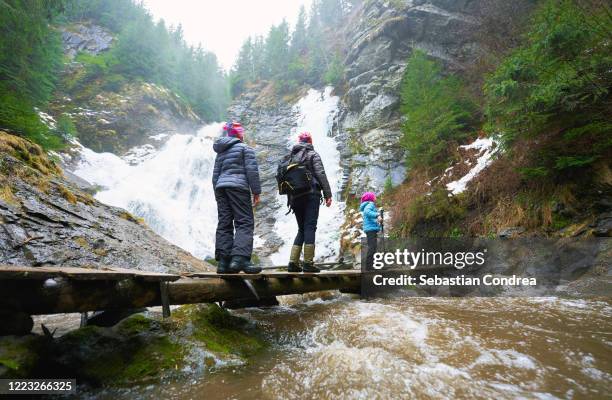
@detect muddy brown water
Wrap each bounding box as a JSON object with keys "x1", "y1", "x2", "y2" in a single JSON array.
[{"x1": 82, "y1": 294, "x2": 612, "y2": 400}]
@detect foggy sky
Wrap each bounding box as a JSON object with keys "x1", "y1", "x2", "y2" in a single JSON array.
[{"x1": 141, "y1": 0, "x2": 313, "y2": 71}]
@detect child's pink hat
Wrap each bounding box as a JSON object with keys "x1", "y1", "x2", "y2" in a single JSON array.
[{"x1": 360, "y1": 192, "x2": 376, "y2": 203}]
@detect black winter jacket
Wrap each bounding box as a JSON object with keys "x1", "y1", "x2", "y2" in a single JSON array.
[
  {"x1": 290, "y1": 143, "x2": 332, "y2": 199},
  {"x1": 212, "y1": 137, "x2": 261, "y2": 195}
]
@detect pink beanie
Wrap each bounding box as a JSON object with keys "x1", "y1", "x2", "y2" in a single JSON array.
[{"x1": 361, "y1": 192, "x2": 376, "y2": 203}]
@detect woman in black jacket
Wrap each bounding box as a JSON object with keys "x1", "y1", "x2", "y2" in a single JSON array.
[
  {"x1": 287, "y1": 132, "x2": 332, "y2": 273},
  {"x1": 212, "y1": 121, "x2": 262, "y2": 274}
]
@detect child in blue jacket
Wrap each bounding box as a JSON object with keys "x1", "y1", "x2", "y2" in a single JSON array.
[{"x1": 359, "y1": 192, "x2": 381, "y2": 270}]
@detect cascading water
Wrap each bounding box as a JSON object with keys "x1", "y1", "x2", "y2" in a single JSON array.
[
  {"x1": 270, "y1": 87, "x2": 345, "y2": 265},
  {"x1": 74, "y1": 87, "x2": 345, "y2": 264},
  {"x1": 74, "y1": 123, "x2": 224, "y2": 259}
]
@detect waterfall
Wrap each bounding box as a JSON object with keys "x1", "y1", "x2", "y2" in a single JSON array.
[
  {"x1": 73, "y1": 87, "x2": 344, "y2": 265},
  {"x1": 269, "y1": 87, "x2": 345, "y2": 264},
  {"x1": 74, "y1": 123, "x2": 223, "y2": 259}
]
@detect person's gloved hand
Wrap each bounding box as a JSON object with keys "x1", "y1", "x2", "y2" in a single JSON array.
[
  {"x1": 253, "y1": 194, "x2": 260, "y2": 207},
  {"x1": 325, "y1": 197, "x2": 332, "y2": 207}
]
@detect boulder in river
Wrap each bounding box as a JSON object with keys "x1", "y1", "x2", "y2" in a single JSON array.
[{"x1": 0, "y1": 304, "x2": 267, "y2": 385}]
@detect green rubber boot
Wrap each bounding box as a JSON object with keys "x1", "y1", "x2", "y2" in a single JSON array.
[
  {"x1": 287, "y1": 245, "x2": 302, "y2": 272},
  {"x1": 302, "y1": 244, "x2": 320, "y2": 273}
]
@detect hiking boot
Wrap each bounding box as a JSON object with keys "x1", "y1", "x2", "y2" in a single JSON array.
[
  {"x1": 302, "y1": 244, "x2": 320, "y2": 273},
  {"x1": 288, "y1": 245, "x2": 302, "y2": 272},
  {"x1": 216, "y1": 256, "x2": 234, "y2": 274},
  {"x1": 302, "y1": 262, "x2": 320, "y2": 273},
  {"x1": 229, "y1": 255, "x2": 262, "y2": 274},
  {"x1": 287, "y1": 262, "x2": 302, "y2": 272}
]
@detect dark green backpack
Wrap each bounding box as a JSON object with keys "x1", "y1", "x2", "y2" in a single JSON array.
[{"x1": 276, "y1": 154, "x2": 313, "y2": 197}]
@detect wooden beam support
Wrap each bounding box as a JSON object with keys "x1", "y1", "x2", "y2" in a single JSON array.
[
  {"x1": 0, "y1": 273, "x2": 361, "y2": 315},
  {"x1": 160, "y1": 281, "x2": 171, "y2": 318}
]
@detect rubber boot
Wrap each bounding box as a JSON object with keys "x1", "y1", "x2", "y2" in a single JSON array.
[
  {"x1": 229, "y1": 255, "x2": 262, "y2": 274},
  {"x1": 216, "y1": 256, "x2": 234, "y2": 274},
  {"x1": 302, "y1": 244, "x2": 320, "y2": 273},
  {"x1": 287, "y1": 245, "x2": 302, "y2": 273}
]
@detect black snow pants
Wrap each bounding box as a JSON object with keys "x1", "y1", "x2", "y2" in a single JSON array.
[
  {"x1": 292, "y1": 193, "x2": 321, "y2": 246},
  {"x1": 366, "y1": 231, "x2": 378, "y2": 270},
  {"x1": 215, "y1": 188, "x2": 254, "y2": 260}
]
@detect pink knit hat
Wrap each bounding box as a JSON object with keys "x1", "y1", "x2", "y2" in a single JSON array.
[
  {"x1": 360, "y1": 191, "x2": 376, "y2": 203},
  {"x1": 224, "y1": 121, "x2": 245, "y2": 140},
  {"x1": 298, "y1": 132, "x2": 312, "y2": 144}
]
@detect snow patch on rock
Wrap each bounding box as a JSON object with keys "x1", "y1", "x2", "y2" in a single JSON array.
[{"x1": 446, "y1": 138, "x2": 498, "y2": 195}]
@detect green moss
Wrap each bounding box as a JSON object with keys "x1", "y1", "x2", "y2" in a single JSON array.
[
  {"x1": 115, "y1": 314, "x2": 154, "y2": 337},
  {"x1": 93, "y1": 247, "x2": 108, "y2": 256},
  {"x1": 0, "y1": 358, "x2": 19, "y2": 370},
  {"x1": 172, "y1": 304, "x2": 266, "y2": 358},
  {"x1": 0, "y1": 335, "x2": 44, "y2": 378},
  {"x1": 121, "y1": 336, "x2": 184, "y2": 382},
  {"x1": 56, "y1": 316, "x2": 186, "y2": 385},
  {"x1": 0, "y1": 309, "x2": 267, "y2": 386},
  {"x1": 551, "y1": 214, "x2": 572, "y2": 231}
]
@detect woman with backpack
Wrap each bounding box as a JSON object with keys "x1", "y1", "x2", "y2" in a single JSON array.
[{"x1": 286, "y1": 132, "x2": 332, "y2": 273}]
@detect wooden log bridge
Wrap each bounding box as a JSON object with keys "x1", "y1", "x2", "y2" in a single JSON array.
[{"x1": 0, "y1": 266, "x2": 362, "y2": 318}]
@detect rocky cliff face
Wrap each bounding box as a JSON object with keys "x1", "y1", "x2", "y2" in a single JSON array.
[
  {"x1": 61, "y1": 22, "x2": 114, "y2": 59},
  {"x1": 52, "y1": 81, "x2": 201, "y2": 154},
  {"x1": 337, "y1": 0, "x2": 483, "y2": 196},
  {"x1": 0, "y1": 132, "x2": 209, "y2": 272}
]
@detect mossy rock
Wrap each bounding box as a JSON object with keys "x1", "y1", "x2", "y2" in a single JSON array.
[
  {"x1": 54, "y1": 316, "x2": 186, "y2": 386},
  {"x1": 0, "y1": 335, "x2": 46, "y2": 379},
  {"x1": 41, "y1": 307, "x2": 266, "y2": 387},
  {"x1": 0, "y1": 131, "x2": 61, "y2": 176},
  {"x1": 170, "y1": 304, "x2": 266, "y2": 358}
]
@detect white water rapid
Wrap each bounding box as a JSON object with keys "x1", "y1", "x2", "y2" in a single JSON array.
[{"x1": 73, "y1": 87, "x2": 344, "y2": 264}]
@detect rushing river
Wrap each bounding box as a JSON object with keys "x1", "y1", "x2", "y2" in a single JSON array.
[{"x1": 88, "y1": 295, "x2": 611, "y2": 400}]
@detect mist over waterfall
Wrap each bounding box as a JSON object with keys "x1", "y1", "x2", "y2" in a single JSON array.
[
  {"x1": 73, "y1": 88, "x2": 344, "y2": 264},
  {"x1": 74, "y1": 124, "x2": 224, "y2": 259}
]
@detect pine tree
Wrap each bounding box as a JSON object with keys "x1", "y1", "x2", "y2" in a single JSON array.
[
  {"x1": 0, "y1": 0, "x2": 66, "y2": 147},
  {"x1": 264, "y1": 20, "x2": 290, "y2": 79},
  {"x1": 319, "y1": 0, "x2": 345, "y2": 26},
  {"x1": 400, "y1": 50, "x2": 475, "y2": 170},
  {"x1": 290, "y1": 5, "x2": 308, "y2": 57}
]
